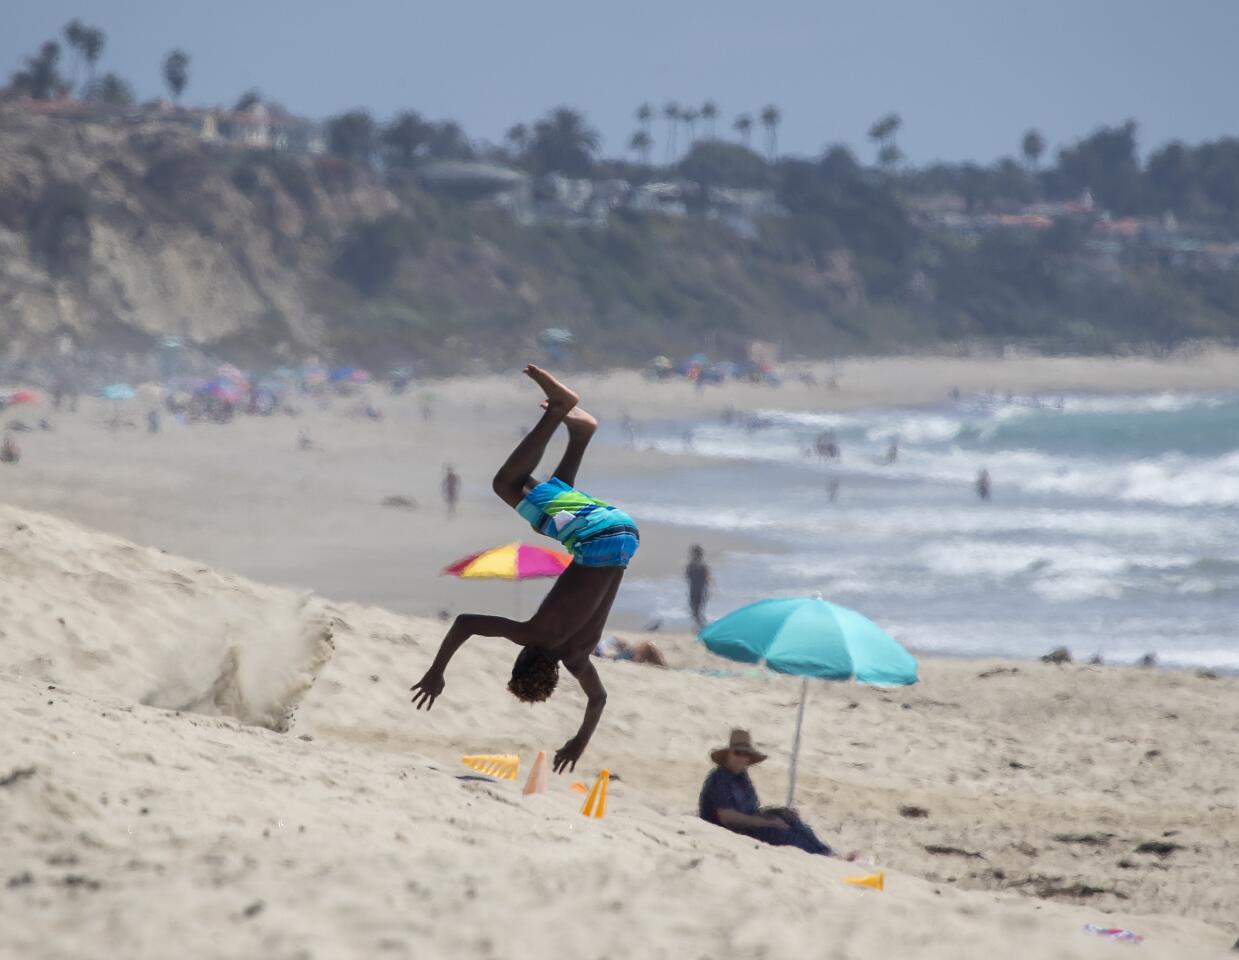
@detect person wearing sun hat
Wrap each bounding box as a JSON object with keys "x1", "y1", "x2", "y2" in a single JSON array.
[{"x1": 698, "y1": 729, "x2": 840, "y2": 857}]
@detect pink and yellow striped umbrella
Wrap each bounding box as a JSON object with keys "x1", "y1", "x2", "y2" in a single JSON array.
[{"x1": 442, "y1": 542, "x2": 571, "y2": 580}]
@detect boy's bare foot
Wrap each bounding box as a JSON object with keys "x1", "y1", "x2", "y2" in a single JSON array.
[
  {"x1": 543, "y1": 402, "x2": 598, "y2": 435},
  {"x1": 524, "y1": 365, "x2": 579, "y2": 413}
]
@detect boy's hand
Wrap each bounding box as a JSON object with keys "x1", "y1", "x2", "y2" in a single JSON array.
[
  {"x1": 553, "y1": 736, "x2": 585, "y2": 773},
  {"x1": 410, "y1": 670, "x2": 445, "y2": 710}
]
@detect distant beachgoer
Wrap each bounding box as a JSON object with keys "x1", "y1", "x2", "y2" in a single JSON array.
[
  {"x1": 815, "y1": 430, "x2": 839, "y2": 460},
  {"x1": 593, "y1": 635, "x2": 667, "y2": 667},
  {"x1": 828, "y1": 478, "x2": 840, "y2": 503},
  {"x1": 683, "y1": 428, "x2": 695, "y2": 452},
  {"x1": 297, "y1": 429, "x2": 313, "y2": 451},
  {"x1": 621, "y1": 411, "x2": 637, "y2": 449},
  {"x1": 950, "y1": 386, "x2": 961, "y2": 401},
  {"x1": 411, "y1": 366, "x2": 640, "y2": 774},
  {"x1": 883, "y1": 438, "x2": 899, "y2": 464},
  {"x1": 686, "y1": 544, "x2": 714, "y2": 631},
  {"x1": 421, "y1": 396, "x2": 435, "y2": 421},
  {"x1": 1, "y1": 433, "x2": 19, "y2": 464},
  {"x1": 38, "y1": 418, "x2": 53, "y2": 432},
  {"x1": 976, "y1": 468, "x2": 991, "y2": 501},
  {"x1": 698, "y1": 729, "x2": 849, "y2": 858},
  {"x1": 442, "y1": 465, "x2": 461, "y2": 516},
  {"x1": 147, "y1": 408, "x2": 160, "y2": 434}
]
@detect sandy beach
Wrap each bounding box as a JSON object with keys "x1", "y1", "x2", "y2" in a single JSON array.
[
  {"x1": 3, "y1": 353, "x2": 1239, "y2": 957},
  {"x1": 0, "y1": 503, "x2": 1236, "y2": 959},
  {"x1": 5, "y1": 350, "x2": 1239, "y2": 626}
]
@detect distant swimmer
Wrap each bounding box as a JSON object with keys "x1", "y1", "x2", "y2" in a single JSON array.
[
  {"x1": 442, "y1": 464, "x2": 461, "y2": 516},
  {"x1": 620, "y1": 410, "x2": 637, "y2": 448},
  {"x1": 828, "y1": 477, "x2": 840, "y2": 503},
  {"x1": 686, "y1": 544, "x2": 715, "y2": 631},
  {"x1": 976, "y1": 468, "x2": 991, "y2": 501},
  {"x1": 882, "y1": 438, "x2": 899, "y2": 465},
  {"x1": 411, "y1": 366, "x2": 639, "y2": 774},
  {"x1": 815, "y1": 430, "x2": 839, "y2": 460},
  {"x1": 0, "y1": 433, "x2": 18, "y2": 464}
]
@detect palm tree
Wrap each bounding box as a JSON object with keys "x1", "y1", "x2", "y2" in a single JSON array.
[
  {"x1": 528, "y1": 107, "x2": 599, "y2": 176},
  {"x1": 382, "y1": 110, "x2": 433, "y2": 166},
  {"x1": 733, "y1": 113, "x2": 753, "y2": 148},
  {"x1": 629, "y1": 130, "x2": 653, "y2": 165},
  {"x1": 1021, "y1": 129, "x2": 1045, "y2": 173},
  {"x1": 663, "y1": 101, "x2": 680, "y2": 162},
  {"x1": 636, "y1": 102, "x2": 653, "y2": 136},
  {"x1": 867, "y1": 113, "x2": 902, "y2": 167},
  {"x1": 162, "y1": 50, "x2": 190, "y2": 105},
  {"x1": 701, "y1": 100, "x2": 718, "y2": 139},
  {"x1": 327, "y1": 110, "x2": 378, "y2": 165},
  {"x1": 682, "y1": 107, "x2": 699, "y2": 146},
  {"x1": 81, "y1": 27, "x2": 105, "y2": 89},
  {"x1": 505, "y1": 122, "x2": 530, "y2": 160},
  {"x1": 63, "y1": 19, "x2": 85, "y2": 92},
  {"x1": 86, "y1": 72, "x2": 135, "y2": 107},
  {"x1": 877, "y1": 143, "x2": 903, "y2": 172},
  {"x1": 760, "y1": 104, "x2": 781, "y2": 159},
  {"x1": 427, "y1": 121, "x2": 473, "y2": 161},
  {"x1": 234, "y1": 89, "x2": 261, "y2": 113},
  {"x1": 11, "y1": 42, "x2": 68, "y2": 101}
]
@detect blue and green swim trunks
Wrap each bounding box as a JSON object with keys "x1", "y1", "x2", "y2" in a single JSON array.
[{"x1": 516, "y1": 477, "x2": 640, "y2": 568}]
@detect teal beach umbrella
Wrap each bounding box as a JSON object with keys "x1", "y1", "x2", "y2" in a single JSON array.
[{"x1": 700, "y1": 596, "x2": 917, "y2": 803}]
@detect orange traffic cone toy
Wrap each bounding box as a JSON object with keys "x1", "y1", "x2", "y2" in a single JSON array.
[
  {"x1": 522, "y1": 751, "x2": 549, "y2": 796},
  {"x1": 581, "y1": 769, "x2": 610, "y2": 818}
]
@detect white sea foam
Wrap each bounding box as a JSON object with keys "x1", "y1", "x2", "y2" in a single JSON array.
[{"x1": 617, "y1": 392, "x2": 1239, "y2": 666}]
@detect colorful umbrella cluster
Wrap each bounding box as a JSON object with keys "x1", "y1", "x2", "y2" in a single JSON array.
[{"x1": 442, "y1": 543, "x2": 571, "y2": 580}]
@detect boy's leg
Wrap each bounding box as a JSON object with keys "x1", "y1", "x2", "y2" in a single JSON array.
[
  {"x1": 491, "y1": 366, "x2": 579, "y2": 507},
  {"x1": 550, "y1": 408, "x2": 597, "y2": 489},
  {"x1": 492, "y1": 408, "x2": 566, "y2": 507}
]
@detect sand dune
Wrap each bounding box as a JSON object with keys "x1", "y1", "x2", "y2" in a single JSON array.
[
  {"x1": 1, "y1": 504, "x2": 1236, "y2": 958},
  {"x1": 0, "y1": 505, "x2": 335, "y2": 730}
]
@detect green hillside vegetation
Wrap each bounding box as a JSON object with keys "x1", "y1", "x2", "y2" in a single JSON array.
[{"x1": 6, "y1": 26, "x2": 1239, "y2": 367}]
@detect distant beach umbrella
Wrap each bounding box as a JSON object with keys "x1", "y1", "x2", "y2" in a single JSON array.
[
  {"x1": 102, "y1": 384, "x2": 136, "y2": 401},
  {"x1": 195, "y1": 379, "x2": 243, "y2": 403},
  {"x1": 442, "y1": 542, "x2": 571, "y2": 580},
  {"x1": 700, "y1": 596, "x2": 917, "y2": 804},
  {"x1": 7, "y1": 390, "x2": 41, "y2": 405}
]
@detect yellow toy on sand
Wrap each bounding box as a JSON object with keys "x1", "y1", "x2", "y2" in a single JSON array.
[
  {"x1": 461, "y1": 754, "x2": 520, "y2": 781},
  {"x1": 581, "y1": 770, "x2": 610, "y2": 818},
  {"x1": 843, "y1": 872, "x2": 884, "y2": 891}
]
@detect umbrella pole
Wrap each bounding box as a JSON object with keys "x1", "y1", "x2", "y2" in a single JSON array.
[{"x1": 786, "y1": 677, "x2": 809, "y2": 807}]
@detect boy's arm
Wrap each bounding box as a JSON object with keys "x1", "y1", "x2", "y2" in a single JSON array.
[
  {"x1": 552, "y1": 657, "x2": 607, "y2": 773},
  {"x1": 410, "y1": 614, "x2": 531, "y2": 710}
]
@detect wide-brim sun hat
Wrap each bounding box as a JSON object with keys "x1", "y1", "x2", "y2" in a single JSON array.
[{"x1": 710, "y1": 728, "x2": 767, "y2": 766}]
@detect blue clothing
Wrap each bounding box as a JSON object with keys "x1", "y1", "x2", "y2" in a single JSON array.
[
  {"x1": 699, "y1": 766, "x2": 761, "y2": 824},
  {"x1": 516, "y1": 477, "x2": 640, "y2": 568},
  {"x1": 698, "y1": 766, "x2": 834, "y2": 857}
]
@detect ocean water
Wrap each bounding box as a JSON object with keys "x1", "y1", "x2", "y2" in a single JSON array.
[{"x1": 606, "y1": 391, "x2": 1239, "y2": 670}]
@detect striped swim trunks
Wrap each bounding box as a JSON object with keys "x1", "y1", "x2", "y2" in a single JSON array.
[{"x1": 516, "y1": 477, "x2": 640, "y2": 568}]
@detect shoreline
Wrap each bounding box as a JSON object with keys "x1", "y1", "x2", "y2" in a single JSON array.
[{"x1": 1, "y1": 351, "x2": 1237, "y2": 640}]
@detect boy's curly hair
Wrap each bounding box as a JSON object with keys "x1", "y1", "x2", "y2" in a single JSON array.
[{"x1": 508, "y1": 647, "x2": 559, "y2": 703}]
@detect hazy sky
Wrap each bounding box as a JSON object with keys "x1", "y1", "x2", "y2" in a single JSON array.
[{"x1": 7, "y1": 1, "x2": 1238, "y2": 165}]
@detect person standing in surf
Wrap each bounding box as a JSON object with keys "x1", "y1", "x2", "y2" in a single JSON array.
[{"x1": 410, "y1": 365, "x2": 639, "y2": 773}]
